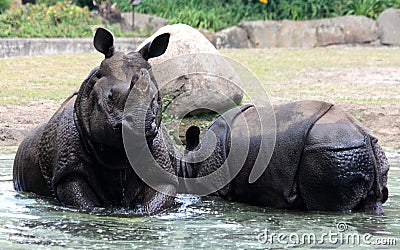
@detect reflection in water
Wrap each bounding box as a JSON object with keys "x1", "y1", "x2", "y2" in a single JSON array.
[{"x1": 0, "y1": 150, "x2": 399, "y2": 249}]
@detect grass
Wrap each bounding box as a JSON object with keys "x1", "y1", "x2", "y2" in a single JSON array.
[
  {"x1": 0, "y1": 53, "x2": 102, "y2": 105},
  {"x1": 0, "y1": 47, "x2": 399, "y2": 106},
  {"x1": 1, "y1": 47, "x2": 399, "y2": 150},
  {"x1": 221, "y1": 47, "x2": 400, "y2": 105}
]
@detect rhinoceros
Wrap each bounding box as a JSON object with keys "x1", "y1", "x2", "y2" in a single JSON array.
[
  {"x1": 180, "y1": 101, "x2": 389, "y2": 214},
  {"x1": 13, "y1": 28, "x2": 178, "y2": 214}
]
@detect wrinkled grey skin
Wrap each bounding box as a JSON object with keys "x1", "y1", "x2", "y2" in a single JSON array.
[
  {"x1": 181, "y1": 101, "x2": 389, "y2": 214},
  {"x1": 13, "y1": 28, "x2": 178, "y2": 214}
]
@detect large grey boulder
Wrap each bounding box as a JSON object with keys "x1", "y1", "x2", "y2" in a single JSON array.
[
  {"x1": 121, "y1": 12, "x2": 168, "y2": 34},
  {"x1": 215, "y1": 26, "x2": 251, "y2": 49},
  {"x1": 238, "y1": 15, "x2": 378, "y2": 48},
  {"x1": 238, "y1": 20, "x2": 318, "y2": 48},
  {"x1": 315, "y1": 15, "x2": 379, "y2": 46},
  {"x1": 278, "y1": 20, "x2": 317, "y2": 48},
  {"x1": 238, "y1": 20, "x2": 280, "y2": 48},
  {"x1": 198, "y1": 28, "x2": 217, "y2": 47},
  {"x1": 378, "y1": 8, "x2": 400, "y2": 46},
  {"x1": 137, "y1": 24, "x2": 244, "y2": 118}
]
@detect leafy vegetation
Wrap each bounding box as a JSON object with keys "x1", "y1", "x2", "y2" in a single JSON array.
[
  {"x1": 110, "y1": 0, "x2": 400, "y2": 31},
  {"x1": 343, "y1": 0, "x2": 400, "y2": 19},
  {"x1": 0, "y1": 0, "x2": 399, "y2": 37},
  {"x1": 120, "y1": 0, "x2": 272, "y2": 31},
  {"x1": 0, "y1": 1, "x2": 137, "y2": 37},
  {"x1": 0, "y1": 0, "x2": 11, "y2": 13},
  {"x1": 0, "y1": 1, "x2": 97, "y2": 37}
]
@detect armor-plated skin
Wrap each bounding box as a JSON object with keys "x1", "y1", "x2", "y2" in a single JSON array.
[
  {"x1": 13, "y1": 28, "x2": 177, "y2": 214},
  {"x1": 181, "y1": 101, "x2": 389, "y2": 214}
]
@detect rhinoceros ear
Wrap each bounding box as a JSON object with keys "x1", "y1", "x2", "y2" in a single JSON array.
[
  {"x1": 138, "y1": 33, "x2": 170, "y2": 60},
  {"x1": 94, "y1": 27, "x2": 115, "y2": 58},
  {"x1": 185, "y1": 126, "x2": 200, "y2": 151}
]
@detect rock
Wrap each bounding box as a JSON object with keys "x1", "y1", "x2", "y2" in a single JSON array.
[
  {"x1": 314, "y1": 18, "x2": 344, "y2": 46},
  {"x1": 278, "y1": 20, "x2": 317, "y2": 48},
  {"x1": 238, "y1": 20, "x2": 281, "y2": 48},
  {"x1": 316, "y1": 15, "x2": 379, "y2": 45},
  {"x1": 215, "y1": 26, "x2": 251, "y2": 49},
  {"x1": 238, "y1": 15, "x2": 378, "y2": 48},
  {"x1": 136, "y1": 24, "x2": 244, "y2": 118},
  {"x1": 121, "y1": 12, "x2": 169, "y2": 34},
  {"x1": 198, "y1": 29, "x2": 217, "y2": 47},
  {"x1": 378, "y1": 8, "x2": 400, "y2": 46},
  {"x1": 239, "y1": 20, "x2": 318, "y2": 48}
]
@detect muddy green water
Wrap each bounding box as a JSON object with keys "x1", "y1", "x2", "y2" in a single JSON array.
[{"x1": 0, "y1": 149, "x2": 399, "y2": 249}]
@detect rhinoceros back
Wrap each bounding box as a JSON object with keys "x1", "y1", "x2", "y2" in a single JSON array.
[
  {"x1": 298, "y1": 104, "x2": 389, "y2": 212},
  {"x1": 228, "y1": 101, "x2": 333, "y2": 208}
]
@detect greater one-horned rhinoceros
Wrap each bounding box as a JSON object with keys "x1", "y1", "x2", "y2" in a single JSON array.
[
  {"x1": 180, "y1": 101, "x2": 389, "y2": 214},
  {"x1": 13, "y1": 28, "x2": 178, "y2": 214}
]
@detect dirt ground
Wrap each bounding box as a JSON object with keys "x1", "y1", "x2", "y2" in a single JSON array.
[
  {"x1": 1, "y1": 97, "x2": 399, "y2": 153},
  {"x1": 0, "y1": 59, "x2": 399, "y2": 153}
]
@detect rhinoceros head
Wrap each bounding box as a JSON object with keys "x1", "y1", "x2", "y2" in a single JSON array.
[{"x1": 75, "y1": 28, "x2": 169, "y2": 151}]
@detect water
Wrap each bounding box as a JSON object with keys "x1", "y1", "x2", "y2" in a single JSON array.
[{"x1": 0, "y1": 148, "x2": 399, "y2": 249}]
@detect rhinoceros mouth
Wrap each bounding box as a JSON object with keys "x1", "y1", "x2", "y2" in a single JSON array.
[{"x1": 122, "y1": 112, "x2": 159, "y2": 140}]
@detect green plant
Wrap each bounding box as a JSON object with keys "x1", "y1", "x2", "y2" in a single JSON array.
[
  {"x1": 276, "y1": 0, "x2": 342, "y2": 20},
  {"x1": 110, "y1": 0, "x2": 270, "y2": 31},
  {"x1": 342, "y1": 0, "x2": 400, "y2": 19},
  {"x1": 36, "y1": 0, "x2": 60, "y2": 6},
  {"x1": 107, "y1": 0, "x2": 400, "y2": 30},
  {"x1": 111, "y1": 0, "x2": 131, "y2": 12},
  {"x1": 38, "y1": 0, "x2": 95, "y2": 9},
  {"x1": 0, "y1": 1, "x2": 138, "y2": 37},
  {"x1": 0, "y1": 1, "x2": 97, "y2": 37},
  {"x1": 0, "y1": 0, "x2": 11, "y2": 13},
  {"x1": 343, "y1": 0, "x2": 384, "y2": 18}
]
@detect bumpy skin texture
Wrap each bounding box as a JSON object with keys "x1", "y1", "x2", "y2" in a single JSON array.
[
  {"x1": 13, "y1": 28, "x2": 177, "y2": 214},
  {"x1": 182, "y1": 101, "x2": 389, "y2": 214}
]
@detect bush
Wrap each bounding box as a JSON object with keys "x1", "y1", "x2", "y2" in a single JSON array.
[
  {"x1": 3, "y1": 0, "x2": 399, "y2": 37},
  {"x1": 0, "y1": 1, "x2": 98, "y2": 37},
  {"x1": 0, "y1": 0, "x2": 11, "y2": 13},
  {"x1": 342, "y1": 0, "x2": 400, "y2": 19},
  {"x1": 109, "y1": 0, "x2": 400, "y2": 31},
  {"x1": 37, "y1": 0, "x2": 94, "y2": 9},
  {"x1": 36, "y1": 0, "x2": 60, "y2": 6},
  {"x1": 0, "y1": 1, "x2": 137, "y2": 37},
  {"x1": 130, "y1": 0, "x2": 270, "y2": 31}
]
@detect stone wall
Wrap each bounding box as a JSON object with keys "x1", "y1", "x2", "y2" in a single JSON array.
[
  {"x1": 0, "y1": 37, "x2": 146, "y2": 58},
  {"x1": 216, "y1": 10, "x2": 400, "y2": 49},
  {"x1": 1, "y1": 9, "x2": 399, "y2": 57}
]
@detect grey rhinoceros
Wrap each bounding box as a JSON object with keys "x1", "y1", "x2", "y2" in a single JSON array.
[
  {"x1": 180, "y1": 101, "x2": 389, "y2": 214},
  {"x1": 13, "y1": 28, "x2": 178, "y2": 214}
]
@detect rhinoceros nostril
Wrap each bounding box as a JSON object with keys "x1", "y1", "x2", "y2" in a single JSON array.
[
  {"x1": 130, "y1": 73, "x2": 139, "y2": 90},
  {"x1": 132, "y1": 73, "x2": 139, "y2": 82}
]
